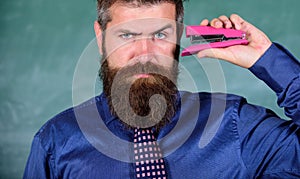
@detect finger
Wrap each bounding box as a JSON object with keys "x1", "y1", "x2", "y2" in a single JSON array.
[
  {"x1": 229, "y1": 14, "x2": 258, "y2": 37},
  {"x1": 218, "y1": 15, "x2": 232, "y2": 28},
  {"x1": 210, "y1": 18, "x2": 223, "y2": 28},
  {"x1": 200, "y1": 19, "x2": 209, "y2": 26},
  {"x1": 229, "y1": 14, "x2": 245, "y2": 30}
]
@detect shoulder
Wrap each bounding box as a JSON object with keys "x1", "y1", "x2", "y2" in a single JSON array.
[
  {"x1": 34, "y1": 95, "x2": 104, "y2": 151},
  {"x1": 179, "y1": 90, "x2": 245, "y2": 106},
  {"x1": 180, "y1": 91, "x2": 279, "y2": 117},
  {"x1": 179, "y1": 90, "x2": 283, "y2": 136},
  {"x1": 179, "y1": 90, "x2": 248, "y2": 131}
]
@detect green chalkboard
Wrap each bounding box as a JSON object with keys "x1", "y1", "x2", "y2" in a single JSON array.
[{"x1": 1, "y1": 0, "x2": 300, "y2": 178}]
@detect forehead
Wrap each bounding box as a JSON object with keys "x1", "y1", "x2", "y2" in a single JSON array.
[{"x1": 107, "y1": 2, "x2": 176, "y2": 29}]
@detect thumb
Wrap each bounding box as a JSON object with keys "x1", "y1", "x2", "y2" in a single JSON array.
[
  {"x1": 197, "y1": 48, "x2": 229, "y2": 60},
  {"x1": 196, "y1": 46, "x2": 258, "y2": 68}
]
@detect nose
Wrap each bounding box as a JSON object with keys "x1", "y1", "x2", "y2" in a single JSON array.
[{"x1": 134, "y1": 37, "x2": 155, "y2": 63}]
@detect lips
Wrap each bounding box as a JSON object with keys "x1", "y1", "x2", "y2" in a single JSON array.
[{"x1": 135, "y1": 73, "x2": 151, "y2": 78}]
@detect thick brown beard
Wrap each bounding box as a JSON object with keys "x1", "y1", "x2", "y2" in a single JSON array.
[{"x1": 100, "y1": 60, "x2": 179, "y2": 131}]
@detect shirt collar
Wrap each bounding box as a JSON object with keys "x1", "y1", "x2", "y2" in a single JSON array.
[{"x1": 98, "y1": 93, "x2": 118, "y2": 125}]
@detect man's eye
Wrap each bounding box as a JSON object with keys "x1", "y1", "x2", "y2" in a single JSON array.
[
  {"x1": 120, "y1": 33, "x2": 133, "y2": 39},
  {"x1": 154, "y1": 32, "x2": 166, "y2": 40}
]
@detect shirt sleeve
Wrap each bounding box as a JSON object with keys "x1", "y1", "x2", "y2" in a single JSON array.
[
  {"x1": 236, "y1": 43, "x2": 300, "y2": 177},
  {"x1": 249, "y1": 43, "x2": 300, "y2": 125},
  {"x1": 23, "y1": 135, "x2": 54, "y2": 179}
]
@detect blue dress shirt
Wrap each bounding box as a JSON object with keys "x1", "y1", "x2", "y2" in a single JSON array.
[{"x1": 24, "y1": 43, "x2": 300, "y2": 179}]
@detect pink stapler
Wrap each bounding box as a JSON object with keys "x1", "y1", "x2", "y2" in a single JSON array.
[{"x1": 181, "y1": 26, "x2": 249, "y2": 56}]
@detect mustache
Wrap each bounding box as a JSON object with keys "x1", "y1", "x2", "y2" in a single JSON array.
[{"x1": 109, "y1": 61, "x2": 178, "y2": 86}]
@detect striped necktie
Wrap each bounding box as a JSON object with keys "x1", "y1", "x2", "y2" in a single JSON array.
[{"x1": 133, "y1": 128, "x2": 168, "y2": 179}]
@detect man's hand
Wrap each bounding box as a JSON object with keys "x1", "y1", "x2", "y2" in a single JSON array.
[{"x1": 198, "y1": 14, "x2": 272, "y2": 68}]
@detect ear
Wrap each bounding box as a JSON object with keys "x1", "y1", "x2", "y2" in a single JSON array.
[{"x1": 94, "y1": 21, "x2": 103, "y2": 55}]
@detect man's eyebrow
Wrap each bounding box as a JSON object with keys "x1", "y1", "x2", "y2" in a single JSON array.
[
  {"x1": 114, "y1": 29, "x2": 142, "y2": 36},
  {"x1": 151, "y1": 24, "x2": 174, "y2": 35}
]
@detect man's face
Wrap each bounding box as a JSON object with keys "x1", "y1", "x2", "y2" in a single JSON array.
[
  {"x1": 100, "y1": 2, "x2": 177, "y2": 70},
  {"x1": 96, "y1": 2, "x2": 179, "y2": 129}
]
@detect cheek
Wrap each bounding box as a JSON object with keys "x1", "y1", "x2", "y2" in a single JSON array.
[
  {"x1": 106, "y1": 45, "x2": 134, "y2": 68},
  {"x1": 104, "y1": 36, "x2": 135, "y2": 68},
  {"x1": 156, "y1": 43, "x2": 176, "y2": 67},
  {"x1": 156, "y1": 39, "x2": 176, "y2": 55}
]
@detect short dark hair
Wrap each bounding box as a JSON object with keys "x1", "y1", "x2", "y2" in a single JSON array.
[{"x1": 96, "y1": 0, "x2": 186, "y2": 31}]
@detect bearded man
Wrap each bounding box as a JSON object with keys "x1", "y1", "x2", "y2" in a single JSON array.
[{"x1": 24, "y1": 0, "x2": 300, "y2": 178}]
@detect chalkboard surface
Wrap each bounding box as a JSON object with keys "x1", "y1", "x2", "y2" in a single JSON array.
[{"x1": 1, "y1": 0, "x2": 299, "y2": 178}]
